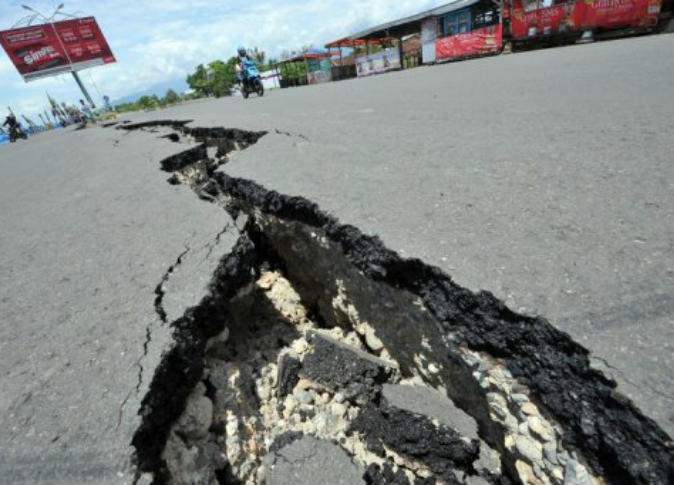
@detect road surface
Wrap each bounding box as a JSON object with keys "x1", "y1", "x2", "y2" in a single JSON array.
[{"x1": 0, "y1": 33, "x2": 672, "y2": 483}]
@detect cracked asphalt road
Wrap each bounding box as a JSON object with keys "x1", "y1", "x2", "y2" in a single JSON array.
[
  {"x1": 0, "y1": 33, "x2": 671, "y2": 484},
  {"x1": 0, "y1": 127, "x2": 236, "y2": 483},
  {"x1": 122, "y1": 34, "x2": 674, "y2": 435}
]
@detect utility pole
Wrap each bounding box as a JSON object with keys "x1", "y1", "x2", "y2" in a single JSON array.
[{"x1": 71, "y1": 71, "x2": 96, "y2": 108}]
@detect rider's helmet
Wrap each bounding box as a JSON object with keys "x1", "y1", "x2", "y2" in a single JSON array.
[{"x1": 237, "y1": 46, "x2": 247, "y2": 57}]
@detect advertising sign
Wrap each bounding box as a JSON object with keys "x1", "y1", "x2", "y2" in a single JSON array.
[
  {"x1": 572, "y1": 0, "x2": 661, "y2": 29},
  {"x1": 356, "y1": 47, "x2": 401, "y2": 77},
  {"x1": 509, "y1": 0, "x2": 661, "y2": 38},
  {"x1": 0, "y1": 16, "x2": 115, "y2": 82},
  {"x1": 511, "y1": 5, "x2": 571, "y2": 38},
  {"x1": 435, "y1": 24, "x2": 503, "y2": 60}
]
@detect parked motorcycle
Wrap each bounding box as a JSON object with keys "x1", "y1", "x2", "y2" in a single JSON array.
[{"x1": 241, "y1": 59, "x2": 264, "y2": 99}]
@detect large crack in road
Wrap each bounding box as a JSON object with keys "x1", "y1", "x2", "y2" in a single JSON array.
[{"x1": 116, "y1": 121, "x2": 673, "y2": 485}]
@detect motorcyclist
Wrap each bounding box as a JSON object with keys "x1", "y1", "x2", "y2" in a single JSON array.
[
  {"x1": 236, "y1": 46, "x2": 251, "y2": 86},
  {"x1": 3, "y1": 112, "x2": 18, "y2": 131},
  {"x1": 3, "y1": 112, "x2": 23, "y2": 141}
]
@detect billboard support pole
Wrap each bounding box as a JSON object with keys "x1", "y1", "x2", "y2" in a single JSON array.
[{"x1": 71, "y1": 71, "x2": 96, "y2": 108}]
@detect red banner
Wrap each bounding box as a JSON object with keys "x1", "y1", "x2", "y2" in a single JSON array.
[
  {"x1": 511, "y1": 5, "x2": 572, "y2": 38},
  {"x1": 0, "y1": 16, "x2": 115, "y2": 82},
  {"x1": 571, "y1": 0, "x2": 661, "y2": 29},
  {"x1": 510, "y1": 0, "x2": 661, "y2": 39},
  {"x1": 435, "y1": 24, "x2": 503, "y2": 61}
]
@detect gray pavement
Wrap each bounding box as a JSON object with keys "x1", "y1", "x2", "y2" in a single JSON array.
[
  {"x1": 265, "y1": 436, "x2": 365, "y2": 485},
  {"x1": 126, "y1": 34, "x2": 674, "y2": 436},
  {"x1": 0, "y1": 127, "x2": 235, "y2": 483},
  {"x1": 0, "y1": 32, "x2": 672, "y2": 483}
]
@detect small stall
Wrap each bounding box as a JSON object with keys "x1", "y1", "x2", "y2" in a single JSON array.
[
  {"x1": 278, "y1": 51, "x2": 334, "y2": 87},
  {"x1": 325, "y1": 37, "x2": 396, "y2": 79}
]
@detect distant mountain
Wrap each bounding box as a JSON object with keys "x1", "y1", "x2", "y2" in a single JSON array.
[{"x1": 112, "y1": 78, "x2": 189, "y2": 105}]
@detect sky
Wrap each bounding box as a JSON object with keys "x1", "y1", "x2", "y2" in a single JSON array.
[{"x1": 0, "y1": 0, "x2": 444, "y2": 121}]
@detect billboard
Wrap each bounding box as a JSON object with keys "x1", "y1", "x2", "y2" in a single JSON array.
[{"x1": 0, "y1": 16, "x2": 115, "y2": 82}]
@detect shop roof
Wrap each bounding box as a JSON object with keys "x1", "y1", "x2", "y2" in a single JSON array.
[
  {"x1": 278, "y1": 51, "x2": 334, "y2": 64},
  {"x1": 325, "y1": 0, "x2": 481, "y2": 45},
  {"x1": 325, "y1": 37, "x2": 395, "y2": 48}
]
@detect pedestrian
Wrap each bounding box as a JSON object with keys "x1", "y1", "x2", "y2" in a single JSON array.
[{"x1": 80, "y1": 99, "x2": 94, "y2": 120}]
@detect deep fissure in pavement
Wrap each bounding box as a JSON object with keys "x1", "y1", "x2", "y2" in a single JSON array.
[{"x1": 119, "y1": 121, "x2": 673, "y2": 485}]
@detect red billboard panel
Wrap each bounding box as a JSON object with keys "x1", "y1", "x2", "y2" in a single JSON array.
[
  {"x1": 0, "y1": 23, "x2": 70, "y2": 80},
  {"x1": 572, "y1": 0, "x2": 662, "y2": 29},
  {"x1": 52, "y1": 17, "x2": 116, "y2": 70},
  {"x1": 435, "y1": 24, "x2": 503, "y2": 61},
  {"x1": 0, "y1": 16, "x2": 115, "y2": 82}
]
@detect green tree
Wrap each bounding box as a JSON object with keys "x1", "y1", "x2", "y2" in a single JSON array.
[
  {"x1": 208, "y1": 59, "x2": 237, "y2": 97},
  {"x1": 137, "y1": 95, "x2": 159, "y2": 110},
  {"x1": 114, "y1": 101, "x2": 138, "y2": 113},
  {"x1": 164, "y1": 89, "x2": 180, "y2": 105},
  {"x1": 186, "y1": 59, "x2": 238, "y2": 98},
  {"x1": 186, "y1": 64, "x2": 212, "y2": 97}
]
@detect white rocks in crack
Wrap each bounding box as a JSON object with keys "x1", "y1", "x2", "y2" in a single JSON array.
[
  {"x1": 515, "y1": 435, "x2": 543, "y2": 463},
  {"x1": 459, "y1": 347, "x2": 599, "y2": 485},
  {"x1": 290, "y1": 337, "x2": 309, "y2": 355},
  {"x1": 364, "y1": 325, "x2": 384, "y2": 352},
  {"x1": 257, "y1": 271, "x2": 310, "y2": 328},
  {"x1": 331, "y1": 280, "x2": 387, "y2": 356},
  {"x1": 412, "y1": 353, "x2": 445, "y2": 381},
  {"x1": 516, "y1": 459, "x2": 544, "y2": 485},
  {"x1": 521, "y1": 402, "x2": 541, "y2": 417},
  {"x1": 475, "y1": 443, "x2": 502, "y2": 476},
  {"x1": 486, "y1": 392, "x2": 509, "y2": 419},
  {"x1": 528, "y1": 416, "x2": 555, "y2": 443},
  {"x1": 543, "y1": 441, "x2": 558, "y2": 464},
  {"x1": 174, "y1": 382, "x2": 213, "y2": 440},
  {"x1": 224, "y1": 411, "x2": 242, "y2": 466},
  {"x1": 563, "y1": 458, "x2": 594, "y2": 485},
  {"x1": 255, "y1": 363, "x2": 277, "y2": 402},
  {"x1": 466, "y1": 476, "x2": 491, "y2": 485},
  {"x1": 293, "y1": 388, "x2": 314, "y2": 405},
  {"x1": 332, "y1": 280, "x2": 362, "y2": 326}
]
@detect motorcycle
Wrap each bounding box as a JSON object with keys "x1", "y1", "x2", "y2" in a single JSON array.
[
  {"x1": 241, "y1": 59, "x2": 264, "y2": 99},
  {"x1": 9, "y1": 125, "x2": 27, "y2": 143}
]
